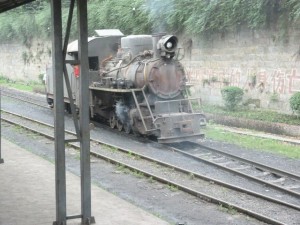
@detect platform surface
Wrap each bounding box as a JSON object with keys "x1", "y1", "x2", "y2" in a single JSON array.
[{"x1": 0, "y1": 139, "x2": 170, "y2": 225}]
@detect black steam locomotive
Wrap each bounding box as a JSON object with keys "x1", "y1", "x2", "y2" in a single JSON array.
[{"x1": 45, "y1": 30, "x2": 206, "y2": 143}]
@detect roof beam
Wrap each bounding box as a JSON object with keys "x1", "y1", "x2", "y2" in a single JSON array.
[{"x1": 0, "y1": 0, "x2": 35, "y2": 13}]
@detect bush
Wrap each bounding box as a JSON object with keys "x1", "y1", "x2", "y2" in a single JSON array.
[
  {"x1": 221, "y1": 86, "x2": 244, "y2": 111},
  {"x1": 289, "y1": 92, "x2": 300, "y2": 115}
]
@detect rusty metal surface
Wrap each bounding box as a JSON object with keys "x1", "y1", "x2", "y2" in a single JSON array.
[
  {"x1": 153, "y1": 97, "x2": 206, "y2": 143},
  {"x1": 154, "y1": 113, "x2": 205, "y2": 142},
  {"x1": 148, "y1": 61, "x2": 185, "y2": 99}
]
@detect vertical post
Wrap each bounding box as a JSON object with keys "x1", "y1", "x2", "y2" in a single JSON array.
[
  {"x1": 51, "y1": 1, "x2": 66, "y2": 224},
  {"x1": 0, "y1": 88, "x2": 3, "y2": 164},
  {"x1": 77, "y1": 0, "x2": 94, "y2": 224}
]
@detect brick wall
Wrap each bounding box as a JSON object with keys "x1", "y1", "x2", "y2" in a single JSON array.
[{"x1": 181, "y1": 27, "x2": 300, "y2": 114}]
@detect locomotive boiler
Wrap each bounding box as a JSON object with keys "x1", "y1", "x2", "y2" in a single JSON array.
[{"x1": 45, "y1": 30, "x2": 206, "y2": 143}]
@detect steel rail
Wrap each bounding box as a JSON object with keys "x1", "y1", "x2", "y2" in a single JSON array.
[
  {"x1": 0, "y1": 88, "x2": 46, "y2": 103},
  {"x1": 1, "y1": 92, "x2": 49, "y2": 109},
  {"x1": 194, "y1": 142, "x2": 300, "y2": 181},
  {"x1": 167, "y1": 144, "x2": 300, "y2": 198},
  {"x1": 0, "y1": 115, "x2": 288, "y2": 225}
]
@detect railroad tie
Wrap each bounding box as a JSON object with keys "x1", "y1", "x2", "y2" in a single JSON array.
[
  {"x1": 231, "y1": 165, "x2": 251, "y2": 170},
  {"x1": 284, "y1": 184, "x2": 300, "y2": 190},
  {"x1": 254, "y1": 171, "x2": 271, "y2": 177},
  {"x1": 268, "y1": 177, "x2": 285, "y2": 184}
]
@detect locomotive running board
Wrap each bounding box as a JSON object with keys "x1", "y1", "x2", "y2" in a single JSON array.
[{"x1": 158, "y1": 133, "x2": 205, "y2": 144}]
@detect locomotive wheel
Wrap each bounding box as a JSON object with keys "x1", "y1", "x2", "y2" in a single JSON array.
[
  {"x1": 124, "y1": 122, "x2": 131, "y2": 134},
  {"x1": 117, "y1": 120, "x2": 123, "y2": 131},
  {"x1": 109, "y1": 112, "x2": 116, "y2": 128}
]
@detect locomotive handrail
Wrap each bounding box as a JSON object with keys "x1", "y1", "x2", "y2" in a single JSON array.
[
  {"x1": 155, "y1": 97, "x2": 202, "y2": 103},
  {"x1": 141, "y1": 86, "x2": 156, "y2": 125},
  {"x1": 154, "y1": 97, "x2": 202, "y2": 116},
  {"x1": 186, "y1": 90, "x2": 194, "y2": 113},
  {"x1": 131, "y1": 87, "x2": 158, "y2": 132},
  {"x1": 131, "y1": 89, "x2": 148, "y2": 132}
]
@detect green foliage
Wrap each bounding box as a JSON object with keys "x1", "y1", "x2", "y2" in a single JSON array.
[
  {"x1": 2, "y1": 0, "x2": 300, "y2": 43},
  {"x1": 221, "y1": 86, "x2": 244, "y2": 111},
  {"x1": 218, "y1": 204, "x2": 237, "y2": 215},
  {"x1": 289, "y1": 92, "x2": 300, "y2": 115},
  {"x1": 0, "y1": 75, "x2": 45, "y2": 92},
  {"x1": 0, "y1": 2, "x2": 50, "y2": 44},
  {"x1": 270, "y1": 93, "x2": 279, "y2": 102},
  {"x1": 167, "y1": 184, "x2": 178, "y2": 192},
  {"x1": 0, "y1": 75, "x2": 11, "y2": 84},
  {"x1": 88, "y1": 0, "x2": 151, "y2": 35}
]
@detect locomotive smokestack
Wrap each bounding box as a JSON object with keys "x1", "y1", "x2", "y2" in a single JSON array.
[{"x1": 152, "y1": 33, "x2": 166, "y2": 59}]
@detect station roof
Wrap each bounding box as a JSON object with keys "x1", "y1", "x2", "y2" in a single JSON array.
[{"x1": 0, "y1": 0, "x2": 35, "y2": 13}]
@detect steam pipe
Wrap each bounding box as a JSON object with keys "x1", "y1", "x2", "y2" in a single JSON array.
[{"x1": 102, "y1": 54, "x2": 141, "y2": 75}]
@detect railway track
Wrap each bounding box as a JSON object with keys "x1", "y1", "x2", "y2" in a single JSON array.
[
  {"x1": 1, "y1": 88, "x2": 49, "y2": 109},
  {"x1": 1, "y1": 109, "x2": 299, "y2": 225},
  {"x1": 169, "y1": 142, "x2": 300, "y2": 198}
]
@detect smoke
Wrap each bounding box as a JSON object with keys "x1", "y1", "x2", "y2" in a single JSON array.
[
  {"x1": 115, "y1": 101, "x2": 129, "y2": 124},
  {"x1": 144, "y1": 0, "x2": 175, "y2": 33}
]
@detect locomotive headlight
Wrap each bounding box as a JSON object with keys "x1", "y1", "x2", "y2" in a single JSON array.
[
  {"x1": 156, "y1": 35, "x2": 178, "y2": 59},
  {"x1": 166, "y1": 42, "x2": 173, "y2": 49},
  {"x1": 158, "y1": 35, "x2": 178, "y2": 53}
]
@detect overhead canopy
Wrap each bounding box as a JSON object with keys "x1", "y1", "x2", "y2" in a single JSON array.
[{"x1": 0, "y1": 0, "x2": 35, "y2": 13}]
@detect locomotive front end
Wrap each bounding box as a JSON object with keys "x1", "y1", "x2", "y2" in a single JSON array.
[
  {"x1": 147, "y1": 35, "x2": 206, "y2": 143},
  {"x1": 154, "y1": 99, "x2": 206, "y2": 143}
]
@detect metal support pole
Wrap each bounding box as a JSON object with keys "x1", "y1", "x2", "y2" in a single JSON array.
[
  {"x1": 77, "y1": 0, "x2": 95, "y2": 224},
  {"x1": 51, "y1": 1, "x2": 67, "y2": 224},
  {"x1": 0, "y1": 88, "x2": 3, "y2": 164},
  {"x1": 63, "y1": 0, "x2": 81, "y2": 141}
]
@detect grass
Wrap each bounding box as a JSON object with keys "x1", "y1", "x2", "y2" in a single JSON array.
[
  {"x1": 188, "y1": 172, "x2": 195, "y2": 180},
  {"x1": 127, "y1": 150, "x2": 141, "y2": 160},
  {"x1": 147, "y1": 176, "x2": 155, "y2": 183},
  {"x1": 167, "y1": 184, "x2": 178, "y2": 192},
  {"x1": 218, "y1": 204, "x2": 237, "y2": 215},
  {"x1": 201, "y1": 104, "x2": 300, "y2": 126},
  {"x1": 205, "y1": 125, "x2": 300, "y2": 159},
  {"x1": 0, "y1": 76, "x2": 45, "y2": 93},
  {"x1": 132, "y1": 170, "x2": 144, "y2": 178},
  {"x1": 103, "y1": 144, "x2": 118, "y2": 152}
]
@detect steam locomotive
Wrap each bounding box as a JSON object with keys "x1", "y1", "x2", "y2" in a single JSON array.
[{"x1": 45, "y1": 29, "x2": 206, "y2": 143}]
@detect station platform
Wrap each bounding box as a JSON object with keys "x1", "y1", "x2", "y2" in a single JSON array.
[{"x1": 0, "y1": 139, "x2": 170, "y2": 225}]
